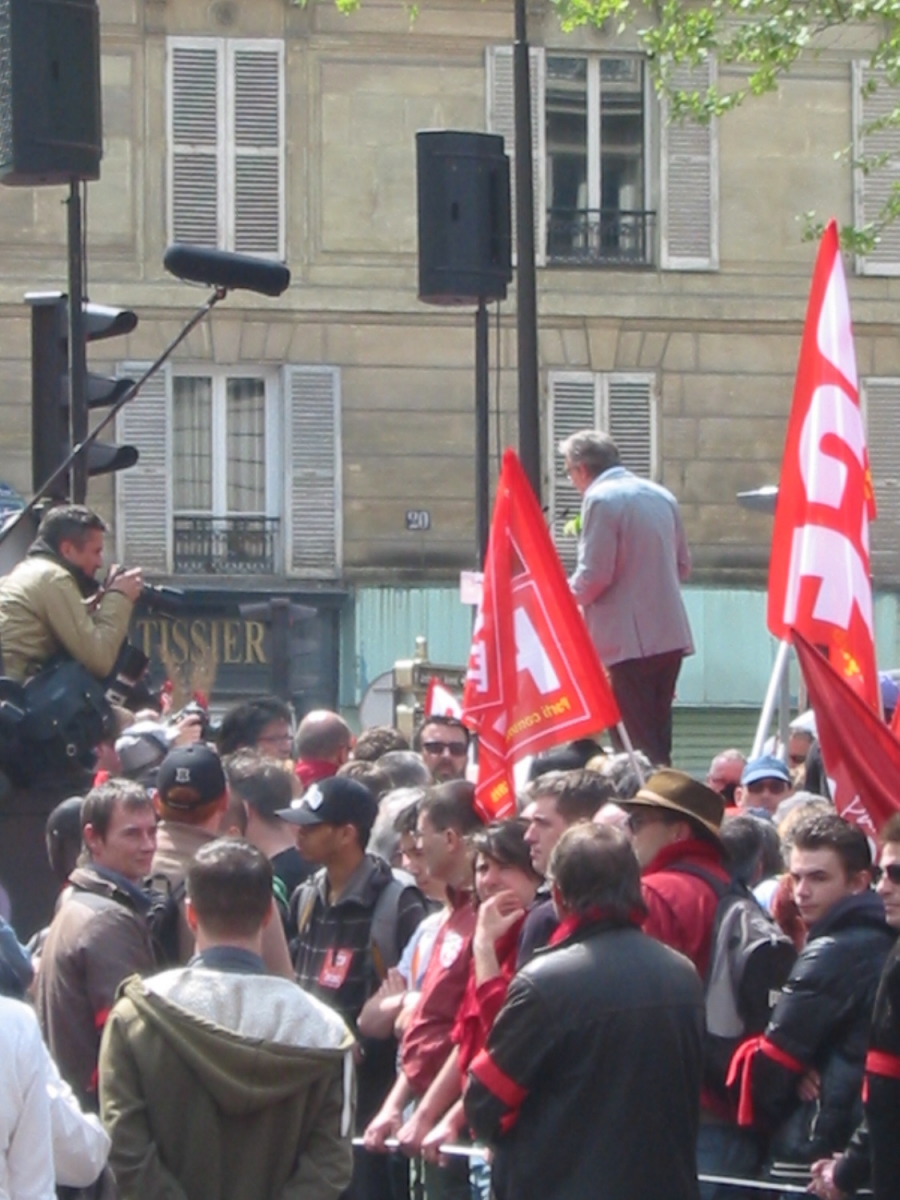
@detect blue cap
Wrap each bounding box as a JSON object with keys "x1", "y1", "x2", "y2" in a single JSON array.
[
  {"x1": 880, "y1": 673, "x2": 899, "y2": 716},
  {"x1": 740, "y1": 754, "x2": 792, "y2": 787}
]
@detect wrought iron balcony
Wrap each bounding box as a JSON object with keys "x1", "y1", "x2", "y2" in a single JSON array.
[
  {"x1": 547, "y1": 208, "x2": 656, "y2": 266},
  {"x1": 173, "y1": 515, "x2": 280, "y2": 575}
]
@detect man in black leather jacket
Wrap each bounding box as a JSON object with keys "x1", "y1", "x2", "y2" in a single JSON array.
[
  {"x1": 810, "y1": 812, "x2": 900, "y2": 1200},
  {"x1": 464, "y1": 823, "x2": 705, "y2": 1200},
  {"x1": 728, "y1": 811, "x2": 895, "y2": 1178}
]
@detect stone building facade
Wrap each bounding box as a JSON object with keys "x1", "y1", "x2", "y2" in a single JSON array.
[{"x1": 0, "y1": 0, "x2": 898, "y2": 757}]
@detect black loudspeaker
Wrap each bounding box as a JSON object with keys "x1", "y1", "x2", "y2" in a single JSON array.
[
  {"x1": 417, "y1": 130, "x2": 512, "y2": 305},
  {"x1": 0, "y1": 0, "x2": 102, "y2": 186}
]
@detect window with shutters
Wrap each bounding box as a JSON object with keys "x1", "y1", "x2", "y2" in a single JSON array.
[
  {"x1": 170, "y1": 369, "x2": 281, "y2": 575},
  {"x1": 862, "y1": 378, "x2": 900, "y2": 581},
  {"x1": 167, "y1": 38, "x2": 284, "y2": 258},
  {"x1": 544, "y1": 55, "x2": 652, "y2": 266},
  {"x1": 487, "y1": 47, "x2": 717, "y2": 270},
  {"x1": 853, "y1": 64, "x2": 900, "y2": 275},
  {"x1": 115, "y1": 365, "x2": 342, "y2": 578},
  {"x1": 548, "y1": 370, "x2": 657, "y2": 569}
]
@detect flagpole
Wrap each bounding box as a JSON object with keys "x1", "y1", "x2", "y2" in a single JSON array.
[
  {"x1": 615, "y1": 721, "x2": 645, "y2": 786},
  {"x1": 752, "y1": 639, "x2": 791, "y2": 758}
]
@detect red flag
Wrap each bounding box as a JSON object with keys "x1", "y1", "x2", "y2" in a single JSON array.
[
  {"x1": 462, "y1": 450, "x2": 621, "y2": 821},
  {"x1": 425, "y1": 677, "x2": 463, "y2": 720},
  {"x1": 793, "y1": 629, "x2": 900, "y2": 835},
  {"x1": 768, "y1": 220, "x2": 879, "y2": 711}
]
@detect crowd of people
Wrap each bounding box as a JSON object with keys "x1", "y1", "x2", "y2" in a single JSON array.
[{"x1": 0, "y1": 691, "x2": 898, "y2": 1200}]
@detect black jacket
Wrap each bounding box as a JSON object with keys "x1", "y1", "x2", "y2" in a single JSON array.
[
  {"x1": 835, "y1": 938, "x2": 900, "y2": 1199},
  {"x1": 750, "y1": 890, "x2": 895, "y2": 1166},
  {"x1": 464, "y1": 918, "x2": 705, "y2": 1200}
]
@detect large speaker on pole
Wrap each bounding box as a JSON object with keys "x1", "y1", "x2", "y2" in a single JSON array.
[
  {"x1": 0, "y1": 0, "x2": 102, "y2": 186},
  {"x1": 416, "y1": 130, "x2": 512, "y2": 306}
]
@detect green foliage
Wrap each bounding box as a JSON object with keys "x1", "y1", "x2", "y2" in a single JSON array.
[{"x1": 552, "y1": 0, "x2": 900, "y2": 247}]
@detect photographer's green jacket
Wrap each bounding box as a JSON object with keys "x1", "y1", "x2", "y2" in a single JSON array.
[
  {"x1": 0, "y1": 555, "x2": 132, "y2": 680},
  {"x1": 99, "y1": 966, "x2": 356, "y2": 1200}
]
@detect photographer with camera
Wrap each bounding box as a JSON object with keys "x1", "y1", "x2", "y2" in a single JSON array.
[{"x1": 0, "y1": 505, "x2": 141, "y2": 682}]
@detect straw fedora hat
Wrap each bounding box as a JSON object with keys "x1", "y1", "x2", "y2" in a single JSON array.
[{"x1": 623, "y1": 768, "x2": 724, "y2": 842}]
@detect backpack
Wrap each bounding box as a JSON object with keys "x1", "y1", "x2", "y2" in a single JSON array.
[
  {"x1": 293, "y1": 868, "x2": 412, "y2": 986},
  {"x1": 671, "y1": 864, "x2": 797, "y2": 1096},
  {"x1": 145, "y1": 876, "x2": 186, "y2": 967}
]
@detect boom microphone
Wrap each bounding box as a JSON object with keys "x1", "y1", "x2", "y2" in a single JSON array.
[{"x1": 163, "y1": 245, "x2": 291, "y2": 297}]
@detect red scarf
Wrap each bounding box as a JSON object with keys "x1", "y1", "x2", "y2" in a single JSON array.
[
  {"x1": 294, "y1": 759, "x2": 338, "y2": 789},
  {"x1": 549, "y1": 905, "x2": 644, "y2": 947}
]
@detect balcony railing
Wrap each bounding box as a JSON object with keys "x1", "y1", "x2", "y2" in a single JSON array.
[
  {"x1": 173, "y1": 515, "x2": 280, "y2": 575},
  {"x1": 547, "y1": 208, "x2": 656, "y2": 266}
]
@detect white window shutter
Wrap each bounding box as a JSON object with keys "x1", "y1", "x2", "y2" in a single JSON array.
[
  {"x1": 168, "y1": 41, "x2": 222, "y2": 248},
  {"x1": 863, "y1": 379, "x2": 900, "y2": 578},
  {"x1": 284, "y1": 367, "x2": 341, "y2": 578},
  {"x1": 229, "y1": 43, "x2": 284, "y2": 258},
  {"x1": 548, "y1": 371, "x2": 598, "y2": 570},
  {"x1": 853, "y1": 64, "x2": 900, "y2": 275},
  {"x1": 660, "y1": 58, "x2": 719, "y2": 270},
  {"x1": 605, "y1": 374, "x2": 657, "y2": 478},
  {"x1": 486, "y1": 45, "x2": 546, "y2": 267},
  {"x1": 115, "y1": 364, "x2": 172, "y2": 574}
]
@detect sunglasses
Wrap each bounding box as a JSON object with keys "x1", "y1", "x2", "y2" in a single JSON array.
[
  {"x1": 421, "y1": 740, "x2": 468, "y2": 758},
  {"x1": 873, "y1": 863, "x2": 900, "y2": 885}
]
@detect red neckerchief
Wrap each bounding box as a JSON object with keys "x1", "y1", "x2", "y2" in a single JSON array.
[
  {"x1": 548, "y1": 905, "x2": 644, "y2": 947},
  {"x1": 294, "y1": 759, "x2": 338, "y2": 788}
]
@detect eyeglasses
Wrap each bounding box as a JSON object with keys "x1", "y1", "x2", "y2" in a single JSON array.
[
  {"x1": 626, "y1": 810, "x2": 665, "y2": 834},
  {"x1": 258, "y1": 733, "x2": 293, "y2": 747},
  {"x1": 872, "y1": 863, "x2": 900, "y2": 885},
  {"x1": 421, "y1": 740, "x2": 468, "y2": 758}
]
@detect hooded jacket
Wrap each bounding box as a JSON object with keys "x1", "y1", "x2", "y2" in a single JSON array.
[{"x1": 99, "y1": 966, "x2": 355, "y2": 1200}]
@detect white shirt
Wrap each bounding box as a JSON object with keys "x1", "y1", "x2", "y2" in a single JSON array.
[
  {"x1": 0, "y1": 997, "x2": 54, "y2": 1200},
  {"x1": 0, "y1": 997, "x2": 110, "y2": 1200}
]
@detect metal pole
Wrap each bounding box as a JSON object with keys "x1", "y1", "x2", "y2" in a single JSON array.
[
  {"x1": 67, "y1": 180, "x2": 88, "y2": 504},
  {"x1": 475, "y1": 298, "x2": 490, "y2": 567},
  {"x1": 777, "y1": 645, "x2": 791, "y2": 763},
  {"x1": 752, "y1": 639, "x2": 791, "y2": 758},
  {"x1": 513, "y1": 0, "x2": 541, "y2": 501},
  {"x1": 1, "y1": 289, "x2": 225, "y2": 547}
]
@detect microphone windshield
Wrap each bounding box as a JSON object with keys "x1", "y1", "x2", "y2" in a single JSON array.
[{"x1": 163, "y1": 245, "x2": 291, "y2": 297}]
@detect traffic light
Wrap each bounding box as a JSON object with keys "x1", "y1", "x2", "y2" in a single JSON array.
[{"x1": 27, "y1": 291, "x2": 139, "y2": 498}]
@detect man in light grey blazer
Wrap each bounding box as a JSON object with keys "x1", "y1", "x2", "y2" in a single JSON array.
[{"x1": 560, "y1": 430, "x2": 693, "y2": 766}]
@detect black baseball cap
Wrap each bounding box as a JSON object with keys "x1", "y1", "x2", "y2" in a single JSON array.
[
  {"x1": 277, "y1": 775, "x2": 377, "y2": 831},
  {"x1": 157, "y1": 745, "x2": 227, "y2": 810}
]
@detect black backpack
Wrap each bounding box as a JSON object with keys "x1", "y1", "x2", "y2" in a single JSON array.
[
  {"x1": 671, "y1": 864, "x2": 797, "y2": 1098},
  {"x1": 145, "y1": 876, "x2": 186, "y2": 967}
]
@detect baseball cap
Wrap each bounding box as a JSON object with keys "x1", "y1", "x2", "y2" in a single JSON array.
[
  {"x1": 157, "y1": 745, "x2": 226, "y2": 810},
  {"x1": 277, "y1": 775, "x2": 377, "y2": 832},
  {"x1": 880, "y1": 672, "x2": 900, "y2": 716},
  {"x1": 115, "y1": 720, "x2": 170, "y2": 779},
  {"x1": 740, "y1": 754, "x2": 792, "y2": 788}
]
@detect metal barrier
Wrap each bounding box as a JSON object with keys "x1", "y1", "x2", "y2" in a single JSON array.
[{"x1": 352, "y1": 1140, "x2": 874, "y2": 1195}]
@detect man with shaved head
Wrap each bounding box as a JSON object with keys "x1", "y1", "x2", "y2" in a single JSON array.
[{"x1": 294, "y1": 709, "x2": 354, "y2": 791}]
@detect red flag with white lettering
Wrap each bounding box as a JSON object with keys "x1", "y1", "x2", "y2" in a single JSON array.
[
  {"x1": 425, "y1": 677, "x2": 463, "y2": 720},
  {"x1": 793, "y1": 629, "x2": 900, "y2": 835},
  {"x1": 768, "y1": 220, "x2": 879, "y2": 711},
  {"x1": 461, "y1": 450, "x2": 621, "y2": 820}
]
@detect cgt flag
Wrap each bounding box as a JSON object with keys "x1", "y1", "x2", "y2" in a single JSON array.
[
  {"x1": 462, "y1": 450, "x2": 620, "y2": 821},
  {"x1": 793, "y1": 628, "x2": 900, "y2": 836},
  {"x1": 425, "y1": 677, "x2": 463, "y2": 721},
  {"x1": 768, "y1": 219, "x2": 879, "y2": 711}
]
